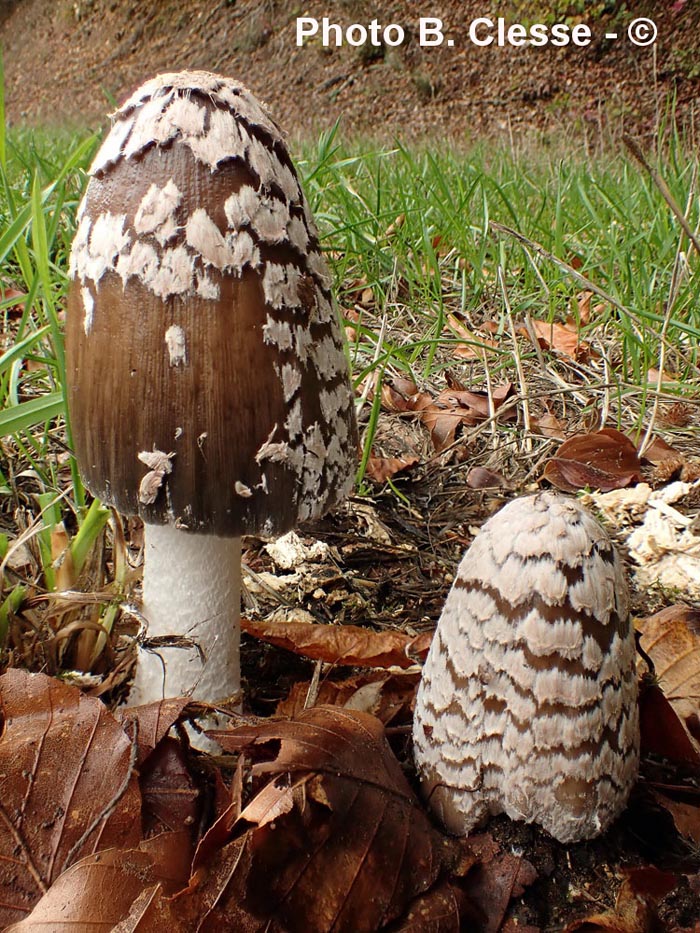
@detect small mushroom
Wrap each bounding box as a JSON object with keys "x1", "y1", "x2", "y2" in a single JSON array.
[
  {"x1": 413, "y1": 491, "x2": 639, "y2": 844},
  {"x1": 66, "y1": 72, "x2": 357, "y2": 705}
]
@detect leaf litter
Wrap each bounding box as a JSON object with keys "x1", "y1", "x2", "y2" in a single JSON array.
[{"x1": 3, "y1": 232, "x2": 700, "y2": 928}]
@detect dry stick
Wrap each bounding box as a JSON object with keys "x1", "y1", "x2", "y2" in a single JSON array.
[
  {"x1": 639, "y1": 168, "x2": 699, "y2": 457},
  {"x1": 498, "y1": 265, "x2": 533, "y2": 453},
  {"x1": 623, "y1": 135, "x2": 700, "y2": 258}
]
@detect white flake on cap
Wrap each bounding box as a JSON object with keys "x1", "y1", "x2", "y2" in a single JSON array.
[
  {"x1": 186, "y1": 208, "x2": 235, "y2": 270},
  {"x1": 134, "y1": 180, "x2": 182, "y2": 244},
  {"x1": 262, "y1": 317, "x2": 293, "y2": 352},
  {"x1": 262, "y1": 263, "x2": 302, "y2": 310},
  {"x1": 115, "y1": 240, "x2": 159, "y2": 287},
  {"x1": 280, "y1": 363, "x2": 302, "y2": 402},
  {"x1": 164, "y1": 324, "x2": 187, "y2": 367},
  {"x1": 152, "y1": 246, "x2": 194, "y2": 299},
  {"x1": 287, "y1": 215, "x2": 310, "y2": 253},
  {"x1": 187, "y1": 107, "x2": 246, "y2": 170},
  {"x1": 85, "y1": 213, "x2": 130, "y2": 285},
  {"x1": 81, "y1": 287, "x2": 94, "y2": 335}
]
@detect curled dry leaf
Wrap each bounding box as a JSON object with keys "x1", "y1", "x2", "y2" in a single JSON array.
[
  {"x1": 0, "y1": 670, "x2": 142, "y2": 928},
  {"x1": 275, "y1": 671, "x2": 420, "y2": 726},
  {"x1": 637, "y1": 606, "x2": 700, "y2": 743},
  {"x1": 200, "y1": 706, "x2": 464, "y2": 932},
  {"x1": 241, "y1": 614, "x2": 424, "y2": 670},
  {"x1": 117, "y1": 697, "x2": 192, "y2": 766},
  {"x1": 543, "y1": 428, "x2": 641, "y2": 492},
  {"x1": 466, "y1": 466, "x2": 507, "y2": 489},
  {"x1": 365, "y1": 452, "x2": 420, "y2": 484},
  {"x1": 527, "y1": 318, "x2": 590, "y2": 361},
  {"x1": 446, "y1": 313, "x2": 499, "y2": 360},
  {"x1": 637, "y1": 682, "x2": 700, "y2": 769}
]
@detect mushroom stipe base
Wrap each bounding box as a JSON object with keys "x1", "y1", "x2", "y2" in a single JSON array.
[{"x1": 128, "y1": 523, "x2": 241, "y2": 706}]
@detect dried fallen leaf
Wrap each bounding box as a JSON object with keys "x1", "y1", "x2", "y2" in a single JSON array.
[
  {"x1": 0, "y1": 670, "x2": 142, "y2": 928},
  {"x1": 543, "y1": 428, "x2": 641, "y2": 492},
  {"x1": 638, "y1": 681, "x2": 700, "y2": 769},
  {"x1": 117, "y1": 697, "x2": 192, "y2": 765},
  {"x1": 466, "y1": 835, "x2": 538, "y2": 933},
  {"x1": 275, "y1": 670, "x2": 420, "y2": 726},
  {"x1": 446, "y1": 314, "x2": 498, "y2": 360},
  {"x1": 466, "y1": 466, "x2": 507, "y2": 489},
  {"x1": 241, "y1": 615, "x2": 422, "y2": 670},
  {"x1": 6, "y1": 833, "x2": 191, "y2": 933},
  {"x1": 201, "y1": 706, "x2": 463, "y2": 932},
  {"x1": 528, "y1": 318, "x2": 588, "y2": 361},
  {"x1": 365, "y1": 452, "x2": 420, "y2": 484},
  {"x1": 637, "y1": 606, "x2": 700, "y2": 736}
]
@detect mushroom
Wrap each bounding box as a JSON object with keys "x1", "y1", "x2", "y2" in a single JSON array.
[
  {"x1": 413, "y1": 492, "x2": 639, "y2": 843},
  {"x1": 65, "y1": 72, "x2": 357, "y2": 705}
]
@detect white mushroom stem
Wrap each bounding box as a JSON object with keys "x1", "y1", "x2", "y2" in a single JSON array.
[{"x1": 127, "y1": 523, "x2": 241, "y2": 705}]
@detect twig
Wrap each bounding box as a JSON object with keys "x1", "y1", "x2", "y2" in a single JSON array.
[{"x1": 498, "y1": 265, "x2": 533, "y2": 452}]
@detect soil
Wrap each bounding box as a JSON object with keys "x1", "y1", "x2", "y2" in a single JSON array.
[{"x1": 2, "y1": 0, "x2": 700, "y2": 145}]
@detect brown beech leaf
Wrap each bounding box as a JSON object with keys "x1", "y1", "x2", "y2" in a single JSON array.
[
  {"x1": 446, "y1": 313, "x2": 498, "y2": 360},
  {"x1": 533, "y1": 411, "x2": 567, "y2": 439},
  {"x1": 564, "y1": 867, "x2": 677, "y2": 932},
  {"x1": 200, "y1": 706, "x2": 462, "y2": 932},
  {"x1": 6, "y1": 833, "x2": 191, "y2": 933},
  {"x1": 139, "y1": 736, "x2": 200, "y2": 843},
  {"x1": 418, "y1": 383, "x2": 516, "y2": 454},
  {"x1": 466, "y1": 466, "x2": 506, "y2": 489},
  {"x1": 640, "y1": 434, "x2": 683, "y2": 466},
  {"x1": 637, "y1": 605, "x2": 700, "y2": 727},
  {"x1": 638, "y1": 682, "x2": 700, "y2": 769},
  {"x1": 543, "y1": 428, "x2": 641, "y2": 492},
  {"x1": 528, "y1": 318, "x2": 589, "y2": 361},
  {"x1": 365, "y1": 452, "x2": 420, "y2": 484},
  {"x1": 241, "y1": 615, "x2": 421, "y2": 670},
  {"x1": 391, "y1": 878, "x2": 484, "y2": 931},
  {"x1": 650, "y1": 788, "x2": 700, "y2": 846},
  {"x1": 275, "y1": 671, "x2": 420, "y2": 726},
  {"x1": 0, "y1": 670, "x2": 142, "y2": 928},
  {"x1": 466, "y1": 835, "x2": 538, "y2": 933},
  {"x1": 118, "y1": 697, "x2": 192, "y2": 766}
]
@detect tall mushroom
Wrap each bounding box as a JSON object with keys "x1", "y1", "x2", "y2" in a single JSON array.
[
  {"x1": 413, "y1": 492, "x2": 639, "y2": 843},
  {"x1": 65, "y1": 72, "x2": 357, "y2": 705}
]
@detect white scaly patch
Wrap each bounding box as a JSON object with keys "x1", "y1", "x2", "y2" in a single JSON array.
[
  {"x1": 287, "y1": 214, "x2": 310, "y2": 253},
  {"x1": 89, "y1": 114, "x2": 135, "y2": 175},
  {"x1": 137, "y1": 449, "x2": 175, "y2": 505},
  {"x1": 186, "y1": 208, "x2": 236, "y2": 270},
  {"x1": 81, "y1": 287, "x2": 94, "y2": 335},
  {"x1": 134, "y1": 179, "x2": 182, "y2": 243},
  {"x1": 151, "y1": 246, "x2": 195, "y2": 299},
  {"x1": 279, "y1": 363, "x2": 302, "y2": 401},
  {"x1": 82, "y1": 212, "x2": 130, "y2": 285},
  {"x1": 262, "y1": 263, "x2": 302, "y2": 310},
  {"x1": 164, "y1": 324, "x2": 187, "y2": 367},
  {"x1": 116, "y1": 241, "x2": 159, "y2": 287},
  {"x1": 187, "y1": 106, "x2": 246, "y2": 170},
  {"x1": 413, "y1": 491, "x2": 640, "y2": 845},
  {"x1": 262, "y1": 316, "x2": 293, "y2": 351}
]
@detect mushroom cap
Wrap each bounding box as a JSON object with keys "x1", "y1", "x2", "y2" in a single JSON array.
[
  {"x1": 413, "y1": 491, "x2": 640, "y2": 843},
  {"x1": 66, "y1": 71, "x2": 357, "y2": 537}
]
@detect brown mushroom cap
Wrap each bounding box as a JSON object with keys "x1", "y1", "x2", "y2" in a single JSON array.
[{"x1": 66, "y1": 72, "x2": 357, "y2": 537}]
